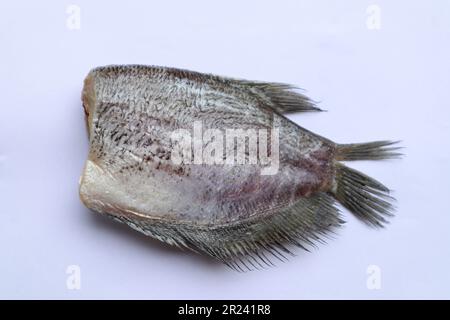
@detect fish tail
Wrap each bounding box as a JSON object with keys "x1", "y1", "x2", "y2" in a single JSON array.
[
  {"x1": 335, "y1": 140, "x2": 402, "y2": 161},
  {"x1": 331, "y1": 162, "x2": 395, "y2": 227}
]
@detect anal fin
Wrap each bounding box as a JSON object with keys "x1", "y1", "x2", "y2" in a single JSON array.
[{"x1": 141, "y1": 193, "x2": 344, "y2": 271}]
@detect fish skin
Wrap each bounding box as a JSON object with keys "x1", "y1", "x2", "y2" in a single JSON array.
[{"x1": 79, "y1": 65, "x2": 400, "y2": 270}]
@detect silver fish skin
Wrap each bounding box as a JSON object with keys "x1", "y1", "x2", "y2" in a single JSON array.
[{"x1": 79, "y1": 65, "x2": 400, "y2": 270}]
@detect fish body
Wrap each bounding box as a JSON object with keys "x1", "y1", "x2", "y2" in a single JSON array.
[{"x1": 79, "y1": 65, "x2": 400, "y2": 270}]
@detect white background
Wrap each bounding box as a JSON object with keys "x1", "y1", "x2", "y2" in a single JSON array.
[{"x1": 1, "y1": 0, "x2": 449, "y2": 299}]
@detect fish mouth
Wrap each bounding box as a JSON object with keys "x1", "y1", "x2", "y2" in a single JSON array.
[{"x1": 81, "y1": 72, "x2": 96, "y2": 137}]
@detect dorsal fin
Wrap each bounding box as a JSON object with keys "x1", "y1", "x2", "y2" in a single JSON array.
[{"x1": 238, "y1": 80, "x2": 322, "y2": 114}]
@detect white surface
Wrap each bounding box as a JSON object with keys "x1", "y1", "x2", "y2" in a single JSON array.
[{"x1": 1, "y1": 0, "x2": 449, "y2": 299}]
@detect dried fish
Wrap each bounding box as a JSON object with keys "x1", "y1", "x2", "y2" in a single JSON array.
[{"x1": 79, "y1": 65, "x2": 400, "y2": 270}]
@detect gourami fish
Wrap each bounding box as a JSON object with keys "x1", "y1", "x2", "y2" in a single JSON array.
[{"x1": 79, "y1": 65, "x2": 400, "y2": 270}]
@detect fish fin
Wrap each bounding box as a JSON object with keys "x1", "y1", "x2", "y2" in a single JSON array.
[
  {"x1": 238, "y1": 81, "x2": 323, "y2": 113},
  {"x1": 331, "y1": 163, "x2": 395, "y2": 228},
  {"x1": 336, "y1": 140, "x2": 402, "y2": 161},
  {"x1": 157, "y1": 193, "x2": 343, "y2": 271}
]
